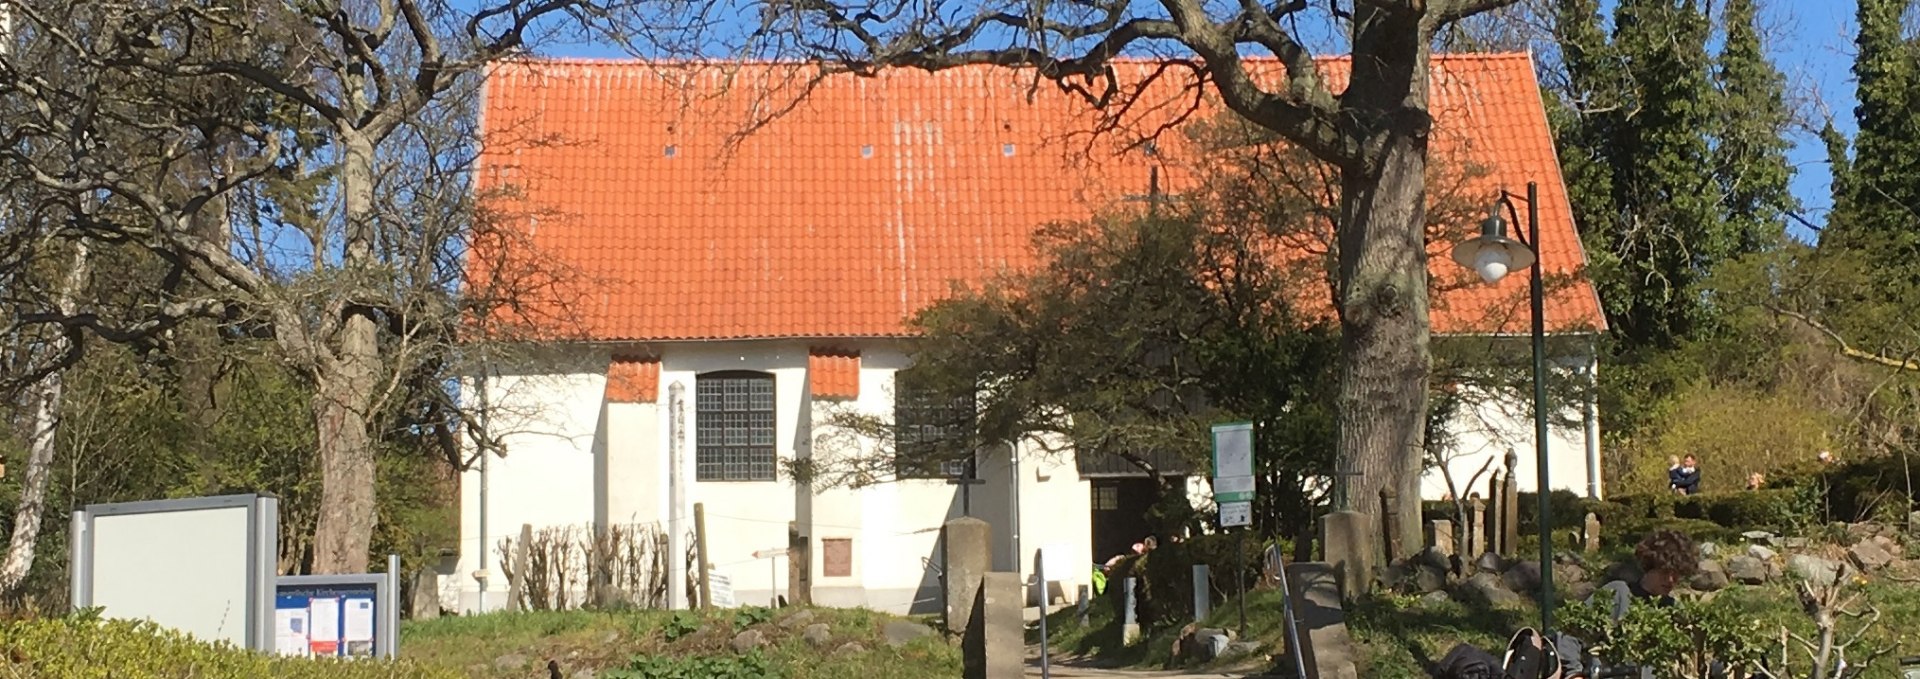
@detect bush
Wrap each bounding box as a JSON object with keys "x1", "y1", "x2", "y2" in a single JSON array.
[
  {"x1": 1132, "y1": 533, "x2": 1266, "y2": 630},
  {"x1": 1768, "y1": 456, "x2": 1915, "y2": 525},
  {"x1": 1600, "y1": 489, "x2": 1806, "y2": 534},
  {"x1": 1515, "y1": 490, "x2": 1622, "y2": 533},
  {"x1": 0, "y1": 613, "x2": 458, "y2": 679}
]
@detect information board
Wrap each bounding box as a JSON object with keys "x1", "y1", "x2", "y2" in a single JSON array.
[
  {"x1": 1211, "y1": 422, "x2": 1256, "y2": 528},
  {"x1": 70, "y1": 494, "x2": 277, "y2": 651},
  {"x1": 274, "y1": 572, "x2": 397, "y2": 659},
  {"x1": 708, "y1": 572, "x2": 737, "y2": 608}
]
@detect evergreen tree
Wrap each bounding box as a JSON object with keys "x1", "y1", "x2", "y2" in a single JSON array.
[
  {"x1": 1603, "y1": 0, "x2": 1724, "y2": 351},
  {"x1": 1826, "y1": 0, "x2": 1920, "y2": 273},
  {"x1": 1712, "y1": 0, "x2": 1797, "y2": 254},
  {"x1": 1818, "y1": 0, "x2": 1920, "y2": 351}
]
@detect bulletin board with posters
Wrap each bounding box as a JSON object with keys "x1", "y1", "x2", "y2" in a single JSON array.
[{"x1": 273, "y1": 573, "x2": 397, "y2": 659}]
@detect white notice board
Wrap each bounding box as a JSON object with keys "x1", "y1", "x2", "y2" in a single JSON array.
[{"x1": 73, "y1": 494, "x2": 277, "y2": 651}]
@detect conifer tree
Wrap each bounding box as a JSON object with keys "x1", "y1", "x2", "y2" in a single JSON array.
[{"x1": 1712, "y1": 0, "x2": 1797, "y2": 254}]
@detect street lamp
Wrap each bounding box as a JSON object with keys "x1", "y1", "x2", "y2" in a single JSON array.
[{"x1": 1449, "y1": 181, "x2": 1555, "y2": 637}]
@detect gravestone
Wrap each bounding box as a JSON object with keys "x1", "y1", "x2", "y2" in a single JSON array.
[
  {"x1": 942, "y1": 518, "x2": 991, "y2": 636},
  {"x1": 1380, "y1": 488, "x2": 1405, "y2": 561},
  {"x1": 1502, "y1": 452, "x2": 1521, "y2": 557},
  {"x1": 1285, "y1": 562, "x2": 1360, "y2": 679},
  {"x1": 1487, "y1": 470, "x2": 1505, "y2": 555},
  {"x1": 1428, "y1": 519, "x2": 1455, "y2": 557},
  {"x1": 968, "y1": 572, "x2": 1024, "y2": 679},
  {"x1": 1584, "y1": 513, "x2": 1602, "y2": 554},
  {"x1": 1192, "y1": 565, "x2": 1211, "y2": 621},
  {"x1": 1468, "y1": 498, "x2": 1488, "y2": 557},
  {"x1": 1320, "y1": 510, "x2": 1376, "y2": 600}
]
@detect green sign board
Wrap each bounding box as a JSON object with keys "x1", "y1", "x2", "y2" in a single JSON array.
[{"x1": 1211, "y1": 422, "x2": 1255, "y2": 525}]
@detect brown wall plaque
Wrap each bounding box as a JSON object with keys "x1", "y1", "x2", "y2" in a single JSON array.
[{"x1": 822, "y1": 538, "x2": 853, "y2": 577}]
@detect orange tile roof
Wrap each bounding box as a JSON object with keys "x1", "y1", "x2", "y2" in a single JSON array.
[
  {"x1": 605, "y1": 355, "x2": 659, "y2": 403},
  {"x1": 808, "y1": 348, "x2": 861, "y2": 400},
  {"x1": 477, "y1": 54, "x2": 1605, "y2": 341}
]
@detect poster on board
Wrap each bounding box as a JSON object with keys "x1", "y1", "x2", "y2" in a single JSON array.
[{"x1": 274, "y1": 572, "x2": 396, "y2": 659}]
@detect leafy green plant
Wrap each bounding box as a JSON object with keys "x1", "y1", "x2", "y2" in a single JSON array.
[
  {"x1": 731, "y1": 606, "x2": 774, "y2": 628},
  {"x1": 1560, "y1": 595, "x2": 1770, "y2": 678},
  {"x1": 660, "y1": 611, "x2": 700, "y2": 641},
  {"x1": 603, "y1": 650, "x2": 774, "y2": 679}
]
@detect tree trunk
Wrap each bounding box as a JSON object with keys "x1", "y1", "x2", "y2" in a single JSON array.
[
  {"x1": 1330, "y1": 9, "x2": 1433, "y2": 562},
  {"x1": 0, "y1": 244, "x2": 90, "y2": 594},
  {"x1": 309, "y1": 131, "x2": 382, "y2": 574},
  {"x1": 177, "y1": 141, "x2": 235, "y2": 490}
]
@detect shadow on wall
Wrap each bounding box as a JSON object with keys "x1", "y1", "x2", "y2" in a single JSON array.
[{"x1": 907, "y1": 481, "x2": 971, "y2": 616}]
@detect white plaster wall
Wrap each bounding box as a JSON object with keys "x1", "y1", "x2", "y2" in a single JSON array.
[
  {"x1": 604, "y1": 401, "x2": 662, "y2": 529},
  {"x1": 446, "y1": 340, "x2": 1095, "y2": 615},
  {"x1": 1009, "y1": 440, "x2": 1094, "y2": 610},
  {"x1": 660, "y1": 344, "x2": 809, "y2": 610},
  {"x1": 449, "y1": 361, "x2": 606, "y2": 613},
  {"x1": 1423, "y1": 357, "x2": 1597, "y2": 501}
]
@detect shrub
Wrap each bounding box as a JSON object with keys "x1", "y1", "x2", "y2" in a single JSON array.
[
  {"x1": 1133, "y1": 533, "x2": 1266, "y2": 630},
  {"x1": 1558, "y1": 588, "x2": 1770, "y2": 676},
  {"x1": 1515, "y1": 491, "x2": 1621, "y2": 533},
  {"x1": 1602, "y1": 490, "x2": 1805, "y2": 534},
  {"x1": 0, "y1": 613, "x2": 458, "y2": 679}
]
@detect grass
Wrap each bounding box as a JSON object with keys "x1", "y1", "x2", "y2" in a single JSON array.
[
  {"x1": 400, "y1": 605, "x2": 960, "y2": 679},
  {"x1": 1032, "y1": 578, "x2": 1920, "y2": 679}
]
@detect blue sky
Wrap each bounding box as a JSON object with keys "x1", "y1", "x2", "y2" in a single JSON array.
[{"x1": 1766, "y1": 0, "x2": 1857, "y2": 243}]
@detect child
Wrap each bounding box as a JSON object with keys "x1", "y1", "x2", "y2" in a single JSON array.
[{"x1": 1671, "y1": 455, "x2": 1701, "y2": 496}]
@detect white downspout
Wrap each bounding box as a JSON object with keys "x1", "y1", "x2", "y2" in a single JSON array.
[
  {"x1": 667, "y1": 381, "x2": 688, "y2": 609},
  {"x1": 1584, "y1": 353, "x2": 1603, "y2": 500},
  {"x1": 1008, "y1": 438, "x2": 1023, "y2": 597},
  {"x1": 475, "y1": 369, "x2": 491, "y2": 612}
]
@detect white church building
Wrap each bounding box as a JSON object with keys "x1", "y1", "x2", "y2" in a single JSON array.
[{"x1": 446, "y1": 53, "x2": 1609, "y2": 614}]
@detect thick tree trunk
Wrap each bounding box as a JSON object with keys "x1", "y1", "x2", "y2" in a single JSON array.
[
  {"x1": 1331, "y1": 12, "x2": 1432, "y2": 562},
  {"x1": 310, "y1": 132, "x2": 382, "y2": 574},
  {"x1": 0, "y1": 244, "x2": 90, "y2": 594}
]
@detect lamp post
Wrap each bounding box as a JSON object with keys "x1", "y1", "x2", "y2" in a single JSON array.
[{"x1": 1449, "y1": 181, "x2": 1554, "y2": 636}]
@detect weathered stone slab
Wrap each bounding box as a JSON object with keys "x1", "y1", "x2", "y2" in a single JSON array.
[
  {"x1": 1286, "y1": 562, "x2": 1360, "y2": 679},
  {"x1": 1320, "y1": 510, "x2": 1376, "y2": 600},
  {"x1": 942, "y1": 517, "x2": 991, "y2": 636}
]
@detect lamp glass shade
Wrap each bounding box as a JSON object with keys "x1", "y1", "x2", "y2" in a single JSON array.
[
  {"x1": 1449, "y1": 236, "x2": 1534, "y2": 284},
  {"x1": 1473, "y1": 247, "x2": 1511, "y2": 284}
]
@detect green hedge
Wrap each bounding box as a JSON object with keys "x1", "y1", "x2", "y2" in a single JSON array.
[
  {"x1": 0, "y1": 614, "x2": 457, "y2": 679},
  {"x1": 1601, "y1": 489, "x2": 1808, "y2": 532},
  {"x1": 1426, "y1": 487, "x2": 1803, "y2": 548}
]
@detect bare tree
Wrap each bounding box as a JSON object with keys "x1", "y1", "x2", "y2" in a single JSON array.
[
  {"x1": 744, "y1": 0, "x2": 1523, "y2": 556},
  {"x1": 0, "y1": 0, "x2": 624, "y2": 574}
]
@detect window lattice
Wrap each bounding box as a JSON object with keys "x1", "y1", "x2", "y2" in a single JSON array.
[{"x1": 696, "y1": 372, "x2": 777, "y2": 481}]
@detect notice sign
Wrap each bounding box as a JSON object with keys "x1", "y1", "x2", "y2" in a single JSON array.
[
  {"x1": 1211, "y1": 422, "x2": 1255, "y2": 528},
  {"x1": 274, "y1": 573, "x2": 395, "y2": 659},
  {"x1": 1219, "y1": 502, "x2": 1252, "y2": 528}
]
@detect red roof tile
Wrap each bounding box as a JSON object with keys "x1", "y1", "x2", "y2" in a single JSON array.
[
  {"x1": 477, "y1": 54, "x2": 1605, "y2": 341},
  {"x1": 606, "y1": 355, "x2": 659, "y2": 403},
  {"x1": 808, "y1": 348, "x2": 861, "y2": 400}
]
